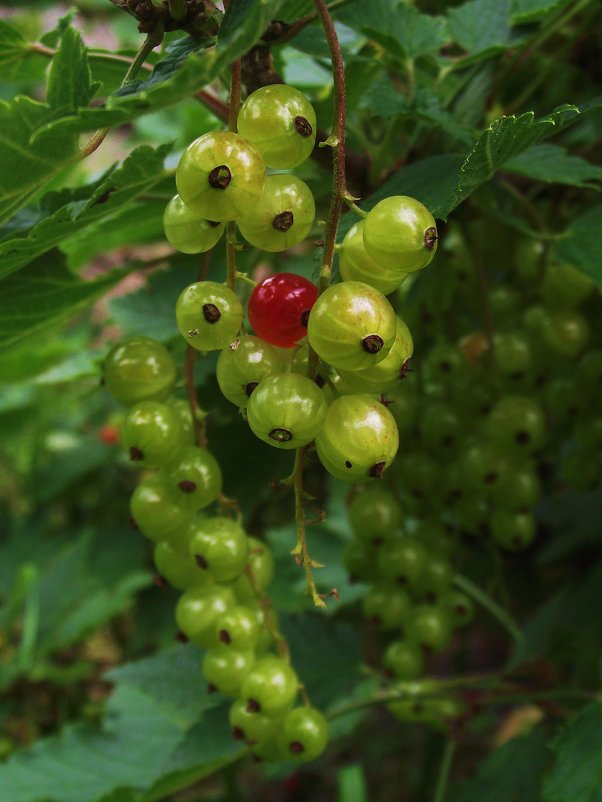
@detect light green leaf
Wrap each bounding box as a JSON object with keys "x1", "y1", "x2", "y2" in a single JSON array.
[
  {"x1": 544, "y1": 702, "x2": 602, "y2": 802},
  {"x1": 46, "y1": 24, "x2": 94, "y2": 115},
  {"x1": 337, "y1": 0, "x2": 448, "y2": 60},
  {"x1": 0, "y1": 96, "x2": 79, "y2": 224},
  {"x1": 447, "y1": 728, "x2": 550, "y2": 802},
  {"x1": 0, "y1": 252, "x2": 123, "y2": 350},
  {"x1": 511, "y1": 0, "x2": 573, "y2": 23},
  {"x1": 504, "y1": 143, "x2": 602, "y2": 187},
  {"x1": 0, "y1": 19, "x2": 30, "y2": 80},
  {"x1": 553, "y1": 204, "x2": 602, "y2": 288},
  {"x1": 0, "y1": 143, "x2": 170, "y2": 278},
  {"x1": 447, "y1": 0, "x2": 519, "y2": 61}
]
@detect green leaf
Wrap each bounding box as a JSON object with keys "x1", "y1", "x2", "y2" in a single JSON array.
[
  {"x1": 0, "y1": 143, "x2": 170, "y2": 277},
  {"x1": 337, "y1": 0, "x2": 448, "y2": 60},
  {"x1": 218, "y1": 0, "x2": 281, "y2": 52},
  {"x1": 544, "y1": 702, "x2": 602, "y2": 802},
  {"x1": 447, "y1": 728, "x2": 550, "y2": 802},
  {"x1": 0, "y1": 251, "x2": 123, "y2": 351},
  {"x1": 0, "y1": 19, "x2": 30, "y2": 79},
  {"x1": 46, "y1": 25, "x2": 94, "y2": 115},
  {"x1": 0, "y1": 96, "x2": 79, "y2": 225},
  {"x1": 447, "y1": 0, "x2": 518, "y2": 61},
  {"x1": 553, "y1": 204, "x2": 602, "y2": 288},
  {"x1": 504, "y1": 143, "x2": 602, "y2": 187},
  {"x1": 511, "y1": 0, "x2": 573, "y2": 24}
]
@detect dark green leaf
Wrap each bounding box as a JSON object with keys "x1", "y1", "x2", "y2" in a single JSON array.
[
  {"x1": 337, "y1": 0, "x2": 448, "y2": 60},
  {"x1": 447, "y1": 728, "x2": 550, "y2": 802},
  {"x1": 447, "y1": 0, "x2": 518, "y2": 60},
  {"x1": 553, "y1": 204, "x2": 602, "y2": 288},
  {"x1": 511, "y1": 0, "x2": 573, "y2": 24},
  {"x1": 504, "y1": 143, "x2": 602, "y2": 187},
  {"x1": 0, "y1": 252, "x2": 123, "y2": 350},
  {"x1": 0, "y1": 143, "x2": 170, "y2": 277},
  {"x1": 544, "y1": 702, "x2": 602, "y2": 802}
]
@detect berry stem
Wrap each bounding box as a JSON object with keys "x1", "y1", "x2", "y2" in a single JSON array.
[
  {"x1": 291, "y1": 447, "x2": 326, "y2": 609},
  {"x1": 244, "y1": 563, "x2": 290, "y2": 662},
  {"x1": 453, "y1": 573, "x2": 522, "y2": 643},
  {"x1": 313, "y1": 0, "x2": 347, "y2": 293},
  {"x1": 80, "y1": 24, "x2": 164, "y2": 158},
  {"x1": 433, "y1": 740, "x2": 456, "y2": 802}
]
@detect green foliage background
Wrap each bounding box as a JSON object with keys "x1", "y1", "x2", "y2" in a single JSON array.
[{"x1": 0, "y1": 1, "x2": 601, "y2": 800}]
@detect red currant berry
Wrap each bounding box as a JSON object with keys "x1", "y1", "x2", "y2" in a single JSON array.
[{"x1": 248, "y1": 273, "x2": 318, "y2": 348}]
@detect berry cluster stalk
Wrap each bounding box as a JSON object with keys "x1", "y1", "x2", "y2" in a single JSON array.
[{"x1": 291, "y1": 0, "x2": 348, "y2": 607}]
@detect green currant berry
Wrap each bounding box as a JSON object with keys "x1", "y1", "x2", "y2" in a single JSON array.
[
  {"x1": 487, "y1": 396, "x2": 546, "y2": 455},
  {"x1": 176, "y1": 131, "x2": 265, "y2": 221},
  {"x1": 176, "y1": 281, "x2": 243, "y2": 351},
  {"x1": 490, "y1": 510, "x2": 536, "y2": 551},
  {"x1": 342, "y1": 539, "x2": 380, "y2": 583},
  {"x1": 339, "y1": 221, "x2": 407, "y2": 295},
  {"x1": 419, "y1": 402, "x2": 462, "y2": 452},
  {"x1": 237, "y1": 84, "x2": 317, "y2": 169},
  {"x1": 130, "y1": 475, "x2": 193, "y2": 542},
  {"x1": 175, "y1": 583, "x2": 236, "y2": 647},
  {"x1": 307, "y1": 281, "x2": 397, "y2": 372},
  {"x1": 233, "y1": 537, "x2": 275, "y2": 602},
  {"x1": 460, "y1": 440, "x2": 508, "y2": 493},
  {"x1": 541, "y1": 263, "x2": 594, "y2": 310},
  {"x1": 161, "y1": 445, "x2": 222, "y2": 511},
  {"x1": 237, "y1": 174, "x2": 315, "y2": 252},
  {"x1": 561, "y1": 446, "x2": 602, "y2": 491},
  {"x1": 407, "y1": 604, "x2": 452, "y2": 652},
  {"x1": 188, "y1": 517, "x2": 249, "y2": 583},
  {"x1": 493, "y1": 332, "x2": 533, "y2": 381},
  {"x1": 383, "y1": 640, "x2": 424, "y2": 680},
  {"x1": 213, "y1": 605, "x2": 260, "y2": 650},
  {"x1": 396, "y1": 451, "x2": 441, "y2": 502},
  {"x1": 246, "y1": 373, "x2": 327, "y2": 449},
  {"x1": 277, "y1": 706, "x2": 329, "y2": 762},
  {"x1": 323, "y1": 398, "x2": 400, "y2": 481},
  {"x1": 163, "y1": 194, "x2": 225, "y2": 253},
  {"x1": 229, "y1": 698, "x2": 280, "y2": 746},
  {"x1": 362, "y1": 586, "x2": 412, "y2": 630},
  {"x1": 377, "y1": 539, "x2": 427, "y2": 589},
  {"x1": 363, "y1": 196, "x2": 438, "y2": 273},
  {"x1": 122, "y1": 400, "x2": 183, "y2": 467},
  {"x1": 491, "y1": 464, "x2": 541, "y2": 512},
  {"x1": 422, "y1": 343, "x2": 464, "y2": 384},
  {"x1": 216, "y1": 335, "x2": 284, "y2": 408},
  {"x1": 153, "y1": 532, "x2": 207, "y2": 591},
  {"x1": 316, "y1": 395, "x2": 399, "y2": 482},
  {"x1": 384, "y1": 383, "x2": 417, "y2": 436},
  {"x1": 542, "y1": 310, "x2": 590, "y2": 358},
  {"x1": 348, "y1": 486, "x2": 402, "y2": 545},
  {"x1": 102, "y1": 336, "x2": 177, "y2": 406},
  {"x1": 419, "y1": 555, "x2": 454, "y2": 599},
  {"x1": 168, "y1": 398, "x2": 196, "y2": 445},
  {"x1": 240, "y1": 656, "x2": 298, "y2": 715},
  {"x1": 336, "y1": 316, "x2": 414, "y2": 393},
  {"x1": 440, "y1": 590, "x2": 474, "y2": 628},
  {"x1": 203, "y1": 646, "x2": 255, "y2": 696}
]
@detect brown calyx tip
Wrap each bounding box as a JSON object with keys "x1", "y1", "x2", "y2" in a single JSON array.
[
  {"x1": 202, "y1": 303, "x2": 221, "y2": 323},
  {"x1": 218, "y1": 629, "x2": 231, "y2": 644},
  {"x1": 424, "y1": 226, "x2": 438, "y2": 251},
  {"x1": 269, "y1": 427, "x2": 293, "y2": 443},
  {"x1": 208, "y1": 164, "x2": 231, "y2": 189},
  {"x1": 178, "y1": 480, "x2": 197, "y2": 494},
  {"x1": 362, "y1": 334, "x2": 384, "y2": 354},
  {"x1": 300, "y1": 309, "x2": 310, "y2": 328},
  {"x1": 273, "y1": 210, "x2": 294, "y2": 232},
  {"x1": 246, "y1": 699, "x2": 261, "y2": 713},
  {"x1": 129, "y1": 446, "x2": 144, "y2": 461},
  {"x1": 245, "y1": 381, "x2": 259, "y2": 397},
  {"x1": 195, "y1": 554, "x2": 208, "y2": 570},
  {"x1": 399, "y1": 358, "x2": 412, "y2": 379},
  {"x1": 294, "y1": 116, "x2": 313, "y2": 137},
  {"x1": 232, "y1": 726, "x2": 244, "y2": 741},
  {"x1": 369, "y1": 461, "x2": 386, "y2": 479},
  {"x1": 289, "y1": 740, "x2": 305, "y2": 754},
  {"x1": 175, "y1": 631, "x2": 189, "y2": 644},
  {"x1": 153, "y1": 574, "x2": 167, "y2": 589}
]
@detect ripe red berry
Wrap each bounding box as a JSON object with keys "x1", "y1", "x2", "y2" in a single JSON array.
[{"x1": 248, "y1": 273, "x2": 318, "y2": 348}]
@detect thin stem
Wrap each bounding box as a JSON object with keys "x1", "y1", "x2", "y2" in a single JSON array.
[
  {"x1": 245, "y1": 564, "x2": 290, "y2": 661},
  {"x1": 313, "y1": 0, "x2": 347, "y2": 293},
  {"x1": 267, "y1": 0, "x2": 354, "y2": 44},
  {"x1": 185, "y1": 346, "x2": 207, "y2": 449},
  {"x1": 226, "y1": 223, "x2": 238, "y2": 292},
  {"x1": 454, "y1": 573, "x2": 522, "y2": 643},
  {"x1": 80, "y1": 25, "x2": 164, "y2": 158},
  {"x1": 197, "y1": 89, "x2": 229, "y2": 122},
  {"x1": 433, "y1": 740, "x2": 456, "y2": 802},
  {"x1": 228, "y1": 59, "x2": 241, "y2": 133},
  {"x1": 291, "y1": 448, "x2": 326, "y2": 608}
]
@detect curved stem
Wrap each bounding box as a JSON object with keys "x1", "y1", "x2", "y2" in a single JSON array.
[
  {"x1": 454, "y1": 573, "x2": 522, "y2": 643},
  {"x1": 244, "y1": 563, "x2": 290, "y2": 662},
  {"x1": 80, "y1": 25, "x2": 164, "y2": 158},
  {"x1": 433, "y1": 740, "x2": 456, "y2": 802},
  {"x1": 291, "y1": 448, "x2": 326, "y2": 608}
]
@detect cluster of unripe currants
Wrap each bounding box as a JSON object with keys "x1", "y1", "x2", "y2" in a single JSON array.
[{"x1": 100, "y1": 336, "x2": 328, "y2": 763}]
